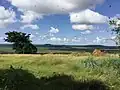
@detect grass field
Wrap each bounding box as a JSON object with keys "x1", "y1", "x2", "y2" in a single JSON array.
[{"x1": 0, "y1": 54, "x2": 120, "y2": 90}]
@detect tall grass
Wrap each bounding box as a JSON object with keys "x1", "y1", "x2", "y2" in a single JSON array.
[{"x1": 0, "y1": 54, "x2": 119, "y2": 89}]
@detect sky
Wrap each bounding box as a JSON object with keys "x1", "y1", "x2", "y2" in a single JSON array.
[{"x1": 0, "y1": 0, "x2": 120, "y2": 45}]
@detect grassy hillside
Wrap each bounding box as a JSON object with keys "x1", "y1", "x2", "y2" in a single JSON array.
[{"x1": 0, "y1": 54, "x2": 119, "y2": 89}]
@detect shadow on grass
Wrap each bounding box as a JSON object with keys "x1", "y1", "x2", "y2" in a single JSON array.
[{"x1": 0, "y1": 66, "x2": 109, "y2": 90}]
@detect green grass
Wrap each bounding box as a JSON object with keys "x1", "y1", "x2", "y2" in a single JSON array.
[
  {"x1": 0, "y1": 47, "x2": 13, "y2": 52},
  {"x1": 0, "y1": 54, "x2": 119, "y2": 89}
]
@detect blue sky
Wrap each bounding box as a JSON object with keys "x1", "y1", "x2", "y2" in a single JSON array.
[{"x1": 0, "y1": 0, "x2": 120, "y2": 45}]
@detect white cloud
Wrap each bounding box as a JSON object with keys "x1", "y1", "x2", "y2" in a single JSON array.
[
  {"x1": 71, "y1": 38, "x2": 81, "y2": 42},
  {"x1": 81, "y1": 30, "x2": 92, "y2": 34},
  {"x1": 109, "y1": 16, "x2": 120, "y2": 29},
  {"x1": 7, "y1": 0, "x2": 106, "y2": 30},
  {"x1": 8, "y1": 0, "x2": 104, "y2": 14},
  {"x1": 46, "y1": 36, "x2": 89, "y2": 44},
  {"x1": 0, "y1": 6, "x2": 16, "y2": 28},
  {"x1": 30, "y1": 34, "x2": 35, "y2": 39},
  {"x1": 35, "y1": 32, "x2": 39, "y2": 35},
  {"x1": 21, "y1": 10, "x2": 43, "y2": 23},
  {"x1": 42, "y1": 34, "x2": 88, "y2": 44},
  {"x1": 49, "y1": 27, "x2": 59, "y2": 33},
  {"x1": 40, "y1": 27, "x2": 59, "y2": 40},
  {"x1": 49, "y1": 37, "x2": 61, "y2": 42},
  {"x1": 113, "y1": 19, "x2": 120, "y2": 28},
  {"x1": 116, "y1": 20, "x2": 120, "y2": 26},
  {"x1": 111, "y1": 36, "x2": 116, "y2": 40},
  {"x1": 0, "y1": 37, "x2": 4, "y2": 40},
  {"x1": 93, "y1": 37, "x2": 106, "y2": 44},
  {"x1": 0, "y1": 7, "x2": 12, "y2": 20},
  {"x1": 48, "y1": 37, "x2": 71, "y2": 43},
  {"x1": 20, "y1": 24, "x2": 40, "y2": 30},
  {"x1": 72, "y1": 24, "x2": 94, "y2": 30},
  {"x1": 39, "y1": 27, "x2": 60, "y2": 40},
  {"x1": 106, "y1": 35, "x2": 120, "y2": 45},
  {"x1": 63, "y1": 38, "x2": 70, "y2": 42},
  {"x1": 70, "y1": 9, "x2": 108, "y2": 24}
]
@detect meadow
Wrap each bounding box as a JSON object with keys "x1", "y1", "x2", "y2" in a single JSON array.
[{"x1": 0, "y1": 54, "x2": 119, "y2": 90}]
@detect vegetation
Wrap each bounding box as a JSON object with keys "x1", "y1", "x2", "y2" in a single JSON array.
[
  {"x1": 109, "y1": 18, "x2": 120, "y2": 56},
  {"x1": 0, "y1": 44, "x2": 119, "y2": 54},
  {"x1": 0, "y1": 67, "x2": 109, "y2": 90},
  {"x1": 92, "y1": 49, "x2": 106, "y2": 56},
  {"x1": 0, "y1": 54, "x2": 119, "y2": 89},
  {"x1": 4, "y1": 31, "x2": 37, "y2": 54}
]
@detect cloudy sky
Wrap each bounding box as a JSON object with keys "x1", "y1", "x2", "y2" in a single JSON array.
[{"x1": 0, "y1": 0, "x2": 119, "y2": 45}]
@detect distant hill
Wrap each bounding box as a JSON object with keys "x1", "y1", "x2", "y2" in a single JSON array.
[
  {"x1": 0, "y1": 44, "x2": 118, "y2": 54},
  {"x1": 0, "y1": 44, "x2": 12, "y2": 47},
  {"x1": 0, "y1": 44, "x2": 118, "y2": 49},
  {"x1": 36, "y1": 44, "x2": 118, "y2": 49}
]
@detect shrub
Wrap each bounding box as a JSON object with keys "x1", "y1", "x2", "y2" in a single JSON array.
[
  {"x1": 92, "y1": 49, "x2": 106, "y2": 56},
  {"x1": 0, "y1": 66, "x2": 110, "y2": 90}
]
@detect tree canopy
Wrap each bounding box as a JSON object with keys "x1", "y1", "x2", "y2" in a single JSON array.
[
  {"x1": 109, "y1": 18, "x2": 120, "y2": 45},
  {"x1": 109, "y1": 18, "x2": 120, "y2": 57},
  {"x1": 5, "y1": 31, "x2": 37, "y2": 54}
]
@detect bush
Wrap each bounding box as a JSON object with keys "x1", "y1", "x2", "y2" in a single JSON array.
[
  {"x1": 0, "y1": 66, "x2": 110, "y2": 90},
  {"x1": 92, "y1": 49, "x2": 106, "y2": 56}
]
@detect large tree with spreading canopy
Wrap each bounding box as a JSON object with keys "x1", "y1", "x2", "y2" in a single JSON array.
[{"x1": 5, "y1": 31, "x2": 37, "y2": 54}]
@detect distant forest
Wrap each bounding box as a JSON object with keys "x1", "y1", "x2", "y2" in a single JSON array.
[{"x1": 0, "y1": 44, "x2": 118, "y2": 54}]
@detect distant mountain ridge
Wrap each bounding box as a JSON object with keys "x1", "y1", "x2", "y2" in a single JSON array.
[
  {"x1": 0, "y1": 44, "x2": 117, "y2": 49},
  {"x1": 0, "y1": 44, "x2": 118, "y2": 54}
]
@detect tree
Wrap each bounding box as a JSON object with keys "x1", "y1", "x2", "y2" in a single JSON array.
[
  {"x1": 5, "y1": 31, "x2": 37, "y2": 54},
  {"x1": 109, "y1": 18, "x2": 120, "y2": 56}
]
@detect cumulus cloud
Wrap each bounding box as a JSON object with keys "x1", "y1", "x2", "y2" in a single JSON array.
[
  {"x1": 72, "y1": 24, "x2": 94, "y2": 30},
  {"x1": 41, "y1": 33, "x2": 88, "y2": 44},
  {"x1": 63, "y1": 38, "x2": 70, "y2": 42},
  {"x1": 71, "y1": 37, "x2": 81, "y2": 42},
  {"x1": 70, "y1": 9, "x2": 108, "y2": 31},
  {"x1": 39, "y1": 27, "x2": 59, "y2": 40},
  {"x1": 81, "y1": 30, "x2": 92, "y2": 34},
  {"x1": 111, "y1": 36, "x2": 116, "y2": 40},
  {"x1": 20, "y1": 24, "x2": 40, "y2": 30},
  {"x1": 7, "y1": 0, "x2": 106, "y2": 30},
  {"x1": 0, "y1": 6, "x2": 16, "y2": 28},
  {"x1": 8, "y1": 0, "x2": 104, "y2": 14},
  {"x1": 49, "y1": 37, "x2": 62, "y2": 42},
  {"x1": 30, "y1": 34, "x2": 35, "y2": 39},
  {"x1": 48, "y1": 37, "x2": 71, "y2": 43},
  {"x1": 49, "y1": 27, "x2": 59, "y2": 33},
  {"x1": 20, "y1": 10, "x2": 43, "y2": 23},
  {"x1": 70, "y1": 9, "x2": 108, "y2": 24},
  {"x1": 93, "y1": 37, "x2": 106, "y2": 44}
]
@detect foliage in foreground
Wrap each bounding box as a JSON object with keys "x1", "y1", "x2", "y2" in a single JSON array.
[
  {"x1": 4, "y1": 31, "x2": 37, "y2": 54},
  {"x1": 0, "y1": 55, "x2": 119, "y2": 89},
  {"x1": 0, "y1": 66, "x2": 109, "y2": 90},
  {"x1": 109, "y1": 18, "x2": 120, "y2": 56}
]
